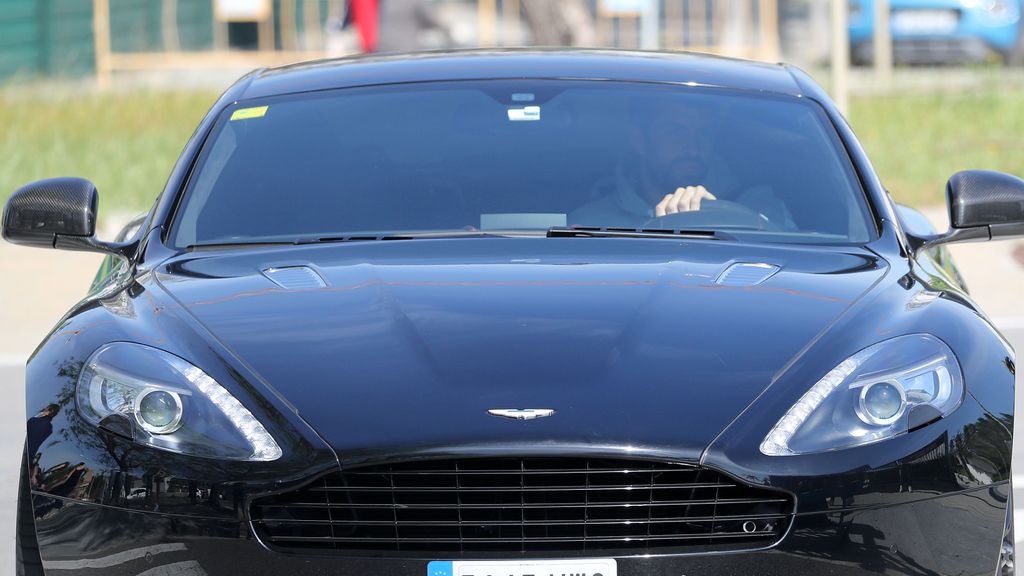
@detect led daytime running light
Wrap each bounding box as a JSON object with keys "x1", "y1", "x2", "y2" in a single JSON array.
[
  {"x1": 170, "y1": 359, "x2": 283, "y2": 462},
  {"x1": 760, "y1": 357, "x2": 862, "y2": 456}
]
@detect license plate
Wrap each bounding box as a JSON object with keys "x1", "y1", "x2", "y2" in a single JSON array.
[
  {"x1": 428, "y1": 559, "x2": 617, "y2": 576},
  {"x1": 891, "y1": 10, "x2": 958, "y2": 34}
]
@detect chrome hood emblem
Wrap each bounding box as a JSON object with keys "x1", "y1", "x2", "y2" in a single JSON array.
[{"x1": 487, "y1": 408, "x2": 555, "y2": 420}]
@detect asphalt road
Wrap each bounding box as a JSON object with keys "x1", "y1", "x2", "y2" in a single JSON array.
[
  {"x1": 1, "y1": 363, "x2": 24, "y2": 576},
  {"x1": 1, "y1": 330, "x2": 1021, "y2": 575}
]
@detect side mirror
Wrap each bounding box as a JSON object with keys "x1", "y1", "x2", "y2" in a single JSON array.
[
  {"x1": 911, "y1": 170, "x2": 1024, "y2": 253},
  {"x1": 2, "y1": 177, "x2": 136, "y2": 260}
]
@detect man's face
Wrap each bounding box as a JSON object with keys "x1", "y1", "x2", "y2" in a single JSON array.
[{"x1": 641, "y1": 108, "x2": 713, "y2": 192}]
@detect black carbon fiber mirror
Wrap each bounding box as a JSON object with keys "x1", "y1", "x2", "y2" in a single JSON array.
[
  {"x1": 908, "y1": 170, "x2": 1024, "y2": 254},
  {"x1": 3, "y1": 177, "x2": 97, "y2": 248},
  {"x1": 947, "y1": 170, "x2": 1024, "y2": 235},
  {"x1": 2, "y1": 177, "x2": 135, "y2": 260}
]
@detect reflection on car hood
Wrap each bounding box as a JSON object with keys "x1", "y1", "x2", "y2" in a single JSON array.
[{"x1": 156, "y1": 238, "x2": 887, "y2": 462}]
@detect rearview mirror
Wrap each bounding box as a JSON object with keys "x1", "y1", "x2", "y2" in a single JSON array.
[
  {"x1": 910, "y1": 170, "x2": 1024, "y2": 253},
  {"x1": 2, "y1": 177, "x2": 136, "y2": 259}
]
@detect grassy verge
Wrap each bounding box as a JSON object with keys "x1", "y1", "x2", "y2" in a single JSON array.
[
  {"x1": 850, "y1": 89, "x2": 1024, "y2": 207},
  {"x1": 0, "y1": 89, "x2": 218, "y2": 217},
  {"x1": 0, "y1": 84, "x2": 1021, "y2": 215}
]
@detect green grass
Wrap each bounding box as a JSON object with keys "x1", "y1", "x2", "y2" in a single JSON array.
[
  {"x1": 0, "y1": 89, "x2": 218, "y2": 217},
  {"x1": 0, "y1": 85, "x2": 1021, "y2": 217},
  {"x1": 850, "y1": 89, "x2": 1024, "y2": 207}
]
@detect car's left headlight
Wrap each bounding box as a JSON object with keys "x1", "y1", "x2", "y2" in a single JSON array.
[
  {"x1": 77, "y1": 342, "x2": 283, "y2": 461},
  {"x1": 761, "y1": 334, "x2": 963, "y2": 456}
]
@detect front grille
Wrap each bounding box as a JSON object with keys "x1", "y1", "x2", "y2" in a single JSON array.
[{"x1": 251, "y1": 458, "x2": 794, "y2": 556}]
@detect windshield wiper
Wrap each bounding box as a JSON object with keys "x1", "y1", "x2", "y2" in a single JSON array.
[
  {"x1": 546, "y1": 226, "x2": 736, "y2": 240},
  {"x1": 186, "y1": 241, "x2": 301, "y2": 251},
  {"x1": 186, "y1": 230, "x2": 541, "y2": 250},
  {"x1": 187, "y1": 228, "x2": 731, "y2": 250},
  {"x1": 303, "y1": 230, "x2": 543, "y2": 243}
]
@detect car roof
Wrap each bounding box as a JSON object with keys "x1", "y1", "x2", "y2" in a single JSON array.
[{"x1": 240, "y1": 48, "x2": 805, "y2": 100}]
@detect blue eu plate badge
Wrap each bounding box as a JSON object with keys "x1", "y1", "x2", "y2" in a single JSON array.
[{"x1": 428, "y1": 559, "x2": 617, "y2": 576}]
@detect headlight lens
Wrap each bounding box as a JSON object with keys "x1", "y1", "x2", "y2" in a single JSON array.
[
  {"x1": 77, "y1": 343, "x2": 282, "y2": 461},
  {"x1": 135, "y1": 388, "x2": 184, "y2": 434},
  {"x1": 760, "y1": 334, "x2": 963, "y2": 456},
  {"x1": 859, "y1": 380, "x2": 905, "y2": 425}
]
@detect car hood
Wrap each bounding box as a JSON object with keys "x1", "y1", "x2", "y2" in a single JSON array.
[{"x1": 156, "y1": 238, "x2": 887, "y2": 462}]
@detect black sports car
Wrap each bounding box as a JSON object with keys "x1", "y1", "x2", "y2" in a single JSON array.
[{"x1": 4, "y1": 50, "x2": 1022, "y2": 576}]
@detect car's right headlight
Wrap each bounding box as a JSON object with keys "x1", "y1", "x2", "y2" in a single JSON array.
[
  {"x1": 761, "y1": 334, "x2": 964, "y2": 456},
  {"x1": 77, "y1": 342, "x2": 282, "y2": 461}
]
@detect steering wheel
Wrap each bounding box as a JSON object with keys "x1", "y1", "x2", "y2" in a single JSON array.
[{"x1": 643, "y1": 199, "x2": 779, "y2": 231}]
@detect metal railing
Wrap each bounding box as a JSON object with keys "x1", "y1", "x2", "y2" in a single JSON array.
[
  {"x1": 475, "y1": 0, "x2": 781, "y2": 61},
  {"x1": 90, "y1": 0, "x2": 786, "y2": 87}
]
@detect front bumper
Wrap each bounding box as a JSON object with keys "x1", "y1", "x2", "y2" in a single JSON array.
[
  {"x1": 852, "y1": 37, "x2": 1003, "y2": 64},
  {"x1": 35, "y1": 483, "x2": 1006, "y2": 576}
]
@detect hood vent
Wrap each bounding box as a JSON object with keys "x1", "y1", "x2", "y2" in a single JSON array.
[
  {"x1": 715, "y1": 262, "x2": 780, "y2": 286},
  {"x1": 262, "y1": 266, "x2": 327, "y2": 289}
]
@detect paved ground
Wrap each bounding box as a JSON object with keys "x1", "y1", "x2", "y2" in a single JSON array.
[
  {"x1": 0, "y1": 212, "x2": 1020, "y2": 574},
  {"x1": 0, "y1": 366, "x2": 21, "y2": 576}
]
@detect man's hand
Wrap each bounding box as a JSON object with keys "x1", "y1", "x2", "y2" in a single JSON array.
[{"x1": 655, "y1": 186, "x2": 716, "y2": 217}]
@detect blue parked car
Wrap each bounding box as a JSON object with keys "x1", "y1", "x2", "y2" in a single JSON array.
[{"x1": 849, "y1": 0, "x2": 1023, "y2": 64}]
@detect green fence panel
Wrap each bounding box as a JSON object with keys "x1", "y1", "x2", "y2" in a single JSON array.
[
  {"x1": 0, "y1": 0, "x2": 330, "y2": 81},
  {"x1": 44, "y1": 0, "x2": 95, "y2": 77},
  {"x1": 110, "y1": 0, "x2": 161, "y2": 53},
  {"x1": 177, "y1": 0, "x2": 214, "y2": 51},
  {"x1": 0, "y1": 0, "x2": 42, "y2": 79}
]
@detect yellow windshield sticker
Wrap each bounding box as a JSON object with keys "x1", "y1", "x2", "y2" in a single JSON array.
[{"x1": 230, "y1": 106, "x2": 268, "y2": 121}]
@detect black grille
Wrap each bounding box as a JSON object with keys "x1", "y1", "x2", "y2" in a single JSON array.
[{"x1": 251, "y1": 458, "x2": 794, "y2": 556}]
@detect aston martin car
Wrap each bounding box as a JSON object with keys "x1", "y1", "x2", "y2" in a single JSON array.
[{"x1": 5, "y1": 50, "x2": 1022, "y2": 576}]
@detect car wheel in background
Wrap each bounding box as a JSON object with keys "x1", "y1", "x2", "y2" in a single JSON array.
[{"x1": 16, "y1": 448, "x2": 44, "y2": 576}]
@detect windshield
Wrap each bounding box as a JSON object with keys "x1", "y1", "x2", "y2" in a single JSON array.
[{"x1": 171, "y1": 80, "x2": 874, "y2": 248}]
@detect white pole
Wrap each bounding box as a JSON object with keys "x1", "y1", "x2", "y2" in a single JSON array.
[
  {"x1": 640, "y1": 0, "x2": 660, "y2": 50},
  {"x1": 830, "y1": 0, "x2": 850, "y2": 117},
  {"x1": 874, "y1": 0, "x2": 892, "y2": 83}
]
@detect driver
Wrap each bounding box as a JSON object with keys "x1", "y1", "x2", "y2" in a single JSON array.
[{"x1": 569, "y1": 99, "x2": 793, "y2": 229}]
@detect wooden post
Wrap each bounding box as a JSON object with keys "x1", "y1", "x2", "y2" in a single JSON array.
[
  {"x1": 874, "y1": 0, "x2": 893, "y2": 83},
  {"x1": 758, "y1": 0, "x2": 780, "y2": 61},
  {"x1": 478, "y1": 0, "x2": 497, "y2": 46},
  {"x1": 830, "y1": 0, "x2": 850, "y2": 116},
  {"x1": 664, "y1": 0, "x2": 679, "y2": 48},
  {"x1": 281, "y1": 0, "x2": 297, "y2": 50},
  {"x1": 712, "y1": 0, "x2": 726, "y2": 53},
  {"x1": 213, "y1": 8, "x2": 228, "y2": 50},
  {"x1": 303, "y1": 0, "x2": 322, "y2": 50},
  {"x1": 93, "y1": 0, "x2": 112, "y2": 89},
  {"x1": 620, "y1": 15, "x2": 638, "y2": 49},
  {"x1": 162, "y1": 0, "x2": 180, "y2": 52},
  {"x1": 503, "y1": 0, "x2": 521, "y2": 46},
  {"x1": 692, "y1": 0, "x2": 706, "y2": 49},
  {"x1": 258, "y1": 4, "x2": 276, "y2": 52}
]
